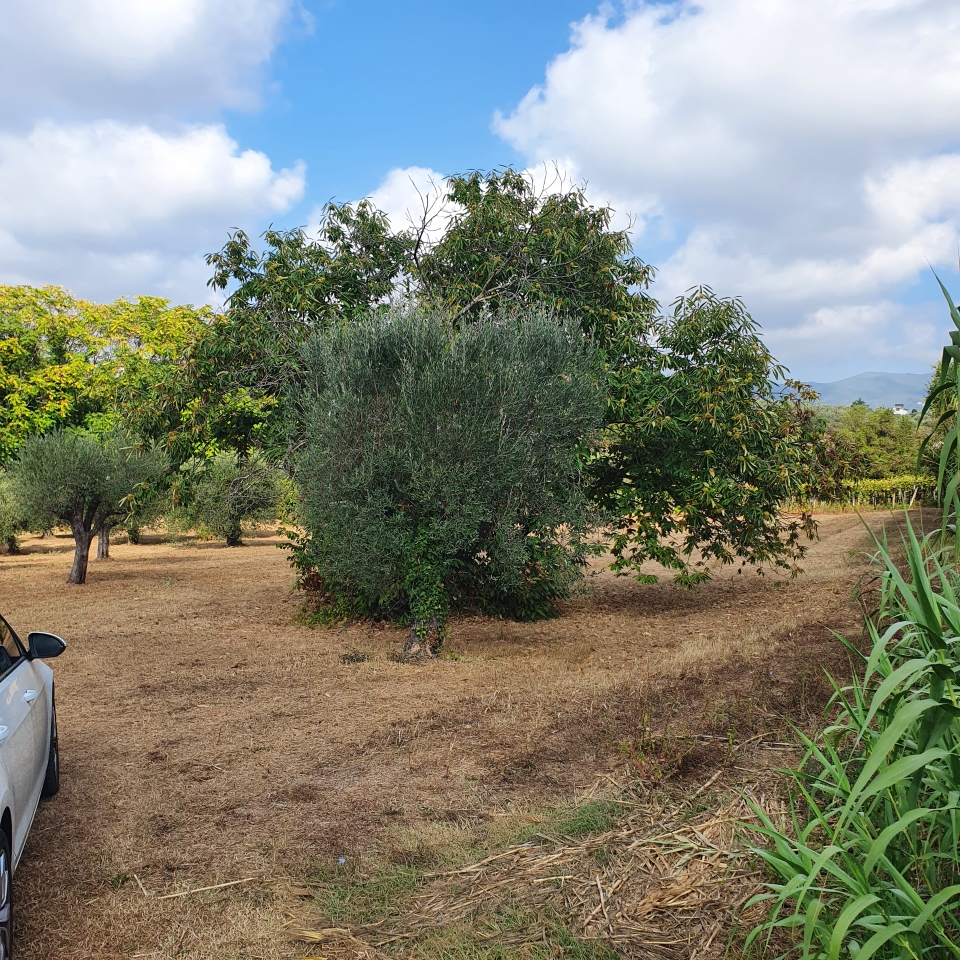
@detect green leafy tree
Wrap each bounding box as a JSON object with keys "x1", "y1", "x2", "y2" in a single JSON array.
[
  {"x1": 0, "y1": 284, "x2": 209, "y2": 464},
  {"x1": 412, "y1": 167, "x2": 656, "y2": 346},
  {"x1": 290, "y1": 307, "x2": 605, "y2": 654},
  {"x1": 591, "y1": 288, "x2": 821, "y2": 583},
  {"x1": 7, "y1": 430, "x2": 168, "y2": 583},
  {"x1": 0, "y1": 285, "x2": 98, "y2": 460},
  {"x1": 818, "y1": 404, "x2": 922, "y2": 479},
  {"x1": 175, "y1": 450, "x2": 284, "y2": 546},
  {"x1": 197, "y1": 202, "x2": 413, "y2": 455}
]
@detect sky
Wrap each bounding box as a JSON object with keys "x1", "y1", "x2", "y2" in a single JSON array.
[{"x1": 2, "y1": 0, "x2": 960, "y2": 382}]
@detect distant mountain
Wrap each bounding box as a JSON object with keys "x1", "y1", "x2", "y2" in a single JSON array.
[{"x1": 805, "y1": 372, "x2": 930, "y2": 410}]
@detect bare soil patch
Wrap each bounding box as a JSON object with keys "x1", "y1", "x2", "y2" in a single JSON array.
[{"x1": 0, "y1": 511, "x2": 917, "y2": 958}]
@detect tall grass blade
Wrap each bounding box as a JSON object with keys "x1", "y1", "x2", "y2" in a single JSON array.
[{"x1": 744, "y1": 513, "x2": 960, "y2": 959}]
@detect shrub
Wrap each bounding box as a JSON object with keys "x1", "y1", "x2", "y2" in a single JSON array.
[
  {"x1": 176, "y1": 450, "x2": 284, "y2": 546},
  {"x1": 0, "y1": 474, "x2": 25, "y2": 554},
  {"x1": 289, "y1": 307, "x2": 605, "y2": 653}
]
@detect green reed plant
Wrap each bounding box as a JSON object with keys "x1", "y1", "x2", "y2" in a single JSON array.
[
  {"x1": 744, "y1": 517, "x2": 960, "y2": 959},
  {"x1": 918, "y1": 271, "x2": 960, "y2": 540}
]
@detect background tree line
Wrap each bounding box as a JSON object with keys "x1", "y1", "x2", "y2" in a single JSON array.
[{"x1": 0, "y1": 166, "x2": 925, "y2": 651}]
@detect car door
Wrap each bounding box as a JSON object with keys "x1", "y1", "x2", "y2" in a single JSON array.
[
  {"x1": 21, "y1": 655, "x2": 50, "y2": 812},
  {"x1": 0, "y1": 617, "x2": 38, "y2": 859}
]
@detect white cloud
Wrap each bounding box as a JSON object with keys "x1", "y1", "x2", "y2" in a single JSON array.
[
  {"x1": 366, "y1": 166, "x2": 447, "y2": 232},
  {"x1": 0, "y1": 122, "x2": 304, "y2": 301},
  {"x1": 865, "y1": 154, "x2": 960, "y2": 236},
  {"x1": 766, "y1": 301, "x2": 940, "y2": 377},
  {"x1": 357, "y1": 162, "x2": 641, "y2": 245},
  {"x1": 0, "y1": 0, "x2": 300, "y2": 118},
  {"x1": 0, "y1": 122, "x2": 304, "y2": 239},
  {"x1": 657, "y1": 219, "x2": 955, "y2": 305},
  {"x1": 496, "y1": 0, "x2": 960, "y2": 377},
  {"x1": 0, "y1": 0, "x2": 308, "y2": 304}
]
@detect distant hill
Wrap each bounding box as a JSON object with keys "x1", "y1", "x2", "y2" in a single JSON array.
[{"x1": 806, "y1": 372, "x2": 930, "y2": 409}]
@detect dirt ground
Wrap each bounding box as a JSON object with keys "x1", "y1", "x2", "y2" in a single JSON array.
[{"x1": 0, "y1": 511, "x2": 916, "y2": 959}]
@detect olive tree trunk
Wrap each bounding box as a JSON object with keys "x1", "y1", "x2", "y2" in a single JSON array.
[
  {"x1": 96, "y1": 525, "x2": 112, "y2": 560},
  {"x1": 68, "y1": 524, "x2": 94, "y2": 585},
  {"x1": 401, "y1": 619, "x2": 442, "y2": 659}
]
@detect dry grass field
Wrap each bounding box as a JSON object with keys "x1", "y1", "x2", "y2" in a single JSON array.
[{"x1": 0, "y1": 511, "x2": 917, "y2": 959}]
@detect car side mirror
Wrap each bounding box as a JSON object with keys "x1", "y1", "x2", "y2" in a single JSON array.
[{"x1": 28, "y1": 632, "x2": 66, "y2": 659}]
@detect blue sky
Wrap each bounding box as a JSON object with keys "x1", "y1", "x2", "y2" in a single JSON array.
[
  {"x1": 226, "y1": 0, "x2": 596, "y2": 206},
  {"x1": 2, "y1": 0, "x2": 960, "y2": 382}
]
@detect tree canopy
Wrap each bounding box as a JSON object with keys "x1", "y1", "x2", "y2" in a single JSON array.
[
  {"x1": 7, "y1": 430, "x2": 168, "y2": 583},
  {"x1": 0, "y1": 284, "x2": 209, "y2": 464},
  {"x1": 412, "y1": 168, "x2": 656, "y2": 345},
  {"x1": 290, "y1": 307, "x2": 605, "y2": 651},
  {"x1": 817, "y1": 403, "x2": 922, "y2": 479},
  {"x1": 592, "y1": 287, "x2": 820, "y2": 583}
]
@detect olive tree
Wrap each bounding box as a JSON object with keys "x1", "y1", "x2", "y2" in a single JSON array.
[
  {"x1": 8, "y1": 430, "x2": 168, "y2": 583},
  {"x1": 175, "y1": 450, "x2": 284, "y2": 546},
  {"x1": 0, "y1": 475, "x2": 25, "y2": 555},
  {"x1": 289, "y1": 307, "x2": 605, "y2": 656}
]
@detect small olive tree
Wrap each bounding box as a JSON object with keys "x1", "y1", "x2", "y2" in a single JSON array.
[
  {"x1": 8, "y1": 430, "x2": 168, "y2": 583},
  {"x1": 0, "y1": 475, "x2": 26, "y2": 555},
  {"x1": 175, "y1": 450, "x2": 284, "y2": 546},
  {"x1": 289, "y1": 307, "x2": 605, "y2": 655}
]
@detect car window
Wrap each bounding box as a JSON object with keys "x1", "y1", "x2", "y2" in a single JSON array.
[{"x1": 0, "y1": 617, "x2": 24, "y2": 676}]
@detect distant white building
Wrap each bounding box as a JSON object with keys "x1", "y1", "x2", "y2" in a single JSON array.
[{"x1": 893, "y1": 404, "x2": 909, "y2": 416}]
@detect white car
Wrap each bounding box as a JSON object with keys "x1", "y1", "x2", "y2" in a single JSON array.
[{"x1": 0, "y1": 615, "x2": 64, "y2": 960}]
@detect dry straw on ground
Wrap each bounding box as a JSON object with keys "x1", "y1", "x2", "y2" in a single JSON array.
[{"x1": 292, "y1": 757, "x2": 794, "y2": 959}]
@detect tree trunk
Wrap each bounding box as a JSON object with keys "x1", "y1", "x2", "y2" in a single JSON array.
[
  {"x1": 225, "y1": 523, "x2": 243, "y2": 547},
  {"x1": 402, "y1": 618, "x2": 442, "y2": 660},
  {"x1": 68, "y1": 529, "x2": 94, "y2": 584},
  {"x1": 96, "y1": 525, "x2": 111, "y2": 560}
]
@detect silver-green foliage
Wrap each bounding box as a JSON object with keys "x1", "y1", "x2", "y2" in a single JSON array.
[
  {"x1": 7, "y1": 429, "x2": 168, "y2": 582},
  {"x1": 290, "y1": 308, "x2": 605, "y2": 629},
  {"x1": 177, "y1": 450, "x2": 284, "y2": 546},
  {"x1": 0, "y1": 474, "x2": 25, "y2": 552},
  {"x1": 746, "y1": 519, "x2": 960, "y2": 959}
]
